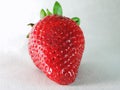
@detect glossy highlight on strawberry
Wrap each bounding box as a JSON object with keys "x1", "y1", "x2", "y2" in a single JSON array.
[{"x1": 28, "y1": 1, "x2": 85, "y2": 85}]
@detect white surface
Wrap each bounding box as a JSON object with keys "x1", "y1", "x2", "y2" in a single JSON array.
[{"x1": 0, "y1": 0, "x2": 120, "y2": 90}]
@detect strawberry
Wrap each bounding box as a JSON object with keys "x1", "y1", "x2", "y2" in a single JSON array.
[{"x1": 28, "y1": 1, "x2": 85, "y2": 85}]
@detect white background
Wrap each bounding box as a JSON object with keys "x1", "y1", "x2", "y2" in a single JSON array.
[{"x1": 0, "y1": 0, "x2": 120, "y2": 90}]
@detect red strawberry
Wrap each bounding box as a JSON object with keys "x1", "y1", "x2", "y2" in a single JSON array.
[{"x1": 28, "y1": 1, "x2": 85, "y2": 85}]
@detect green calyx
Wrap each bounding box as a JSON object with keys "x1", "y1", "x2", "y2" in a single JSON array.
[
  {"x1": 53, "y1": 1, "x2": 63, "y2": 16},
  {"x1": 27, "y1": 1, "x2": 80, "y2": 38},
  {"x1": 40, "y1": 1, "x2": 62, "y2": 18},
  {"x1": 40, "y1": 1, "x2": 80, "y2": 25},
  {"x1": 72, "y1": 17, "x2": 80, "y2": 25},
  {"x1": 40, "y1": 9, "x2": 47, "y2": 18},
  {"x1": 46, "y1": 9, "x2": 52, "y2": 15},
  {"x1": 26, "y1": 23, "x2": 35, "y2": 38},
  {"x1": 27, "y1": 23, "x2": 34, "y2": 27}
]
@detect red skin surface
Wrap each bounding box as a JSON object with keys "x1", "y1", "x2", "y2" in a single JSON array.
[{"x1": 28, "y1": 15, "x2": 85, "y2": 85}]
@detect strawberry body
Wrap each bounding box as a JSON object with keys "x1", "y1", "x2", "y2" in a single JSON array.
[{"x1": 28, "y1": 15, "x2": 85, "y2": 85}]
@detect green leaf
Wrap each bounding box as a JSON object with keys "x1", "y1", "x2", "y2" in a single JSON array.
[
  {"x1": 27, "y1": 23, "x2": 34, "y2": 27},
  {"x1": 27, "y1": 23, "x2": 34, "y2": 38},
  {"x1": 53, "y1": 1, "x2": 63, "y2": 16},
  {"x1": 26, "y1": 33, "x2": 29, "y2": 38},
  {"x1": 46, "y1": 9, "x2": 52, "y2": 15},
  {"x1": 72, "y1": 17, "x2": 80, "y2": 25},
  {"x1": 40, "y1": 9, "x2": 47, "y2": 18}
]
